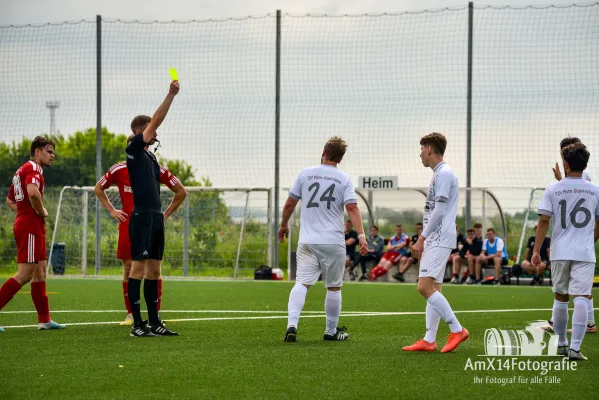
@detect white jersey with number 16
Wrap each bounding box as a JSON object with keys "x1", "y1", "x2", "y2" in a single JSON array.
[
  {"x1": 289, "y1": 165, "x2": 357, "y2": 246},
  {"x1": 538, "y1": 177, "x2": 599, "y2": 263}
]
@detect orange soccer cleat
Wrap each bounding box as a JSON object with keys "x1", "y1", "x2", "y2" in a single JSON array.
[
  {"x1": 403, "y1": 339, "x2": 437, "y2": 352},
  {"x1": 441, "y1": 328, "x2": 470, "y2": 353}
]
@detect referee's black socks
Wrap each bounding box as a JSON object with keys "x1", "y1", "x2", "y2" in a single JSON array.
[
  {"x1": 144, "y1": 279, "x2": 160, "y2": 326},
  {"x1": 128, "y1": 278, "x2": 143, "y2": 326}
]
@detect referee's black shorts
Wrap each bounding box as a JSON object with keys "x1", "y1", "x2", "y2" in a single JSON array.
[{"x1": 129, "y1": 211, "x2": 165, "y2": 261}]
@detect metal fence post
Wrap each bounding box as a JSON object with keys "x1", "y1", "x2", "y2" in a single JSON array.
[
  {"x1": 82, "y1": 189, "x2": 88, "y2": 276},
  {"x1": 465, "y1": 2, "x2": 473, "y2": 229},
  {"x1": 183, "y1": 194, "x2": 189, "y2": 277},
  {"x1": 95, "y1": 14, "x2": 102, "y2": 275},
  {"x1": 274, "y1": 10, "x2": 281, "y2": 270}
]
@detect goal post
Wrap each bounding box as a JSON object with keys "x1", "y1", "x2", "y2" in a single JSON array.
[{"x1": 49, "y1": 186, "x2": 273, "y2": 278}]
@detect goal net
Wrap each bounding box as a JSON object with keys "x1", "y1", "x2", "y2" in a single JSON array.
[{"x1": 48, "y1": 186, "x2": 272, "y2": 278}]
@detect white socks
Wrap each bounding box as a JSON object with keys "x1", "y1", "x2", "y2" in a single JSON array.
[
  {"x1": 588, "y1": 297, "x2": 595, "y2": 325},
  {"x1": 553, "y1": 300, "x2": 569, "y2": 347},
  {"x1": 571, "y1": 297, "x2": 589, "y2": 352},
  {"x1": 427, "y1": 291, "x2": 462, "y2": 334},
  {"x1": 424, "y1": 303, "x2": 441, "y2": 343},
  {"x1": 325, "y1": 290, "x2": 342, "y2": 335},
  {"x1": 287, "y1": 284, "x2": 308, "y2": 328}
]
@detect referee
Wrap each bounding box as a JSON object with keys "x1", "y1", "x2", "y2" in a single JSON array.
[{"x1": 126, "y1": 80, "x2": 180, "y2": 337}]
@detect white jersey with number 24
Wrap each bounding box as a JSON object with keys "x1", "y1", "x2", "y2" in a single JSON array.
[
  {"x1": 289, "y1": 165, "x2": 357, "y2": 246},
  {"x1": 538, "y1": 177, "x2": 599, "y2": 263}
]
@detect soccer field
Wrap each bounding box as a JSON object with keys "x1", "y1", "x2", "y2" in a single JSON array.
[{"x1": 1, "y1": 279, "x2": 598, "y2": 399}]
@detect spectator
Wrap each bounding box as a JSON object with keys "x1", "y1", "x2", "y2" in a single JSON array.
[
  {"x1": 521, "y1": 224, "x2": 551, "y2": 285},
  {"x1": 465, "y1": 223, "x2": 484, "y2": 284},
  {"x1": 394, "y1": 222, "x2": 423, "y2": 282},
  {"x1": 344, "y1": 219, "x2": 359, "y2": 280},
  {"x1": 369, "y1": 224, "x2": 410, "y2": 281},
  {"x1": 451, "y1": 227, "x2": 472, "y2": 283},
  {"x1": 358, "y1": 225, "x2": 384, "y2": 281},
  {"x1": 474, "y1": 228, "x2": 508, "y2": 285}
]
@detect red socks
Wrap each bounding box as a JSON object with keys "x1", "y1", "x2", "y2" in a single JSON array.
[
  {"x1": 122, "y1": 281, "x2": 132, "y2": 314},
  {"x1": 371, "y1": 266, "x2": 387, "y2": 279},
  {"x1": 158, "y1": 278, "x2": 163, "y2": 312},
  {"x1": 0, "y1": 277, "x2": 23, "y2": 311},
  {"x1": 31, "y1": 281, "x2": 50, "y2": 323}
]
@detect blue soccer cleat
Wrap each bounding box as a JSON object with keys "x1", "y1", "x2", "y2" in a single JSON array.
[{"x1": 38, "y1": 320, "x2": 66, "y2": 330}]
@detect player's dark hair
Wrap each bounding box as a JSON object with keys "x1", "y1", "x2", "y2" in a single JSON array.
[
  {"x1": 30, "y1": 136, "x2": 55, "y2": 157},
  {"x1": 346, "y1": 219, "x2": 352, "y2": 224},
  {"x1": 420, "y1": 132, "x2": 447, "y2": 156},
  {"x1": 371, "y1": 225, "x2": 379, "y2": 231},
  {"x1": 416, "y1": 222, "x2": 423, "y2": 227},
  {"x1": 473, "y1": 223, "x2": 483, "y2": 229},
  {"x1": 467, "y1": 228, "x2": 475, "y2": 234},
  {"x1": 396, "y1": 224, "x2": 402, "y2": 228},
  {"x1": 559, "y1": 136, "x2": 581, "y2": 150},
  {"x1": 487, "y1": 228, "x2": 495, "y2": 233},
  {"x1": 323, "y1": 136, "x2": 347, "y2": 163},
  {"x1": 561, "y1": 142, "x2": 590, "y2": 173},
  {"x1": 130, "y1": 115, "x2": 151, "y2": 134}
]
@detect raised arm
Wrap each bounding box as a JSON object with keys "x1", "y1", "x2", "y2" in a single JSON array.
[{"x1": 142, "y1": 81, "x2": 180, "y2": 144}]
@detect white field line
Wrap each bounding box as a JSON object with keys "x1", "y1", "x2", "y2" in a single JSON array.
[
  {"x1": 1, "y1": 307, "x2": 589, "y2": 329},
  {"x1": 1, "y1": 307, "x2": 596, "y2": 315}
]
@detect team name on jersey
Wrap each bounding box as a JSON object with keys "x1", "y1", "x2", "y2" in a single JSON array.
[
  {"x1": 307, "y1": 175, "x2": 343, "y2": 184},
  {"x1": 124, "y1": 186, "x2": 133, "y2": 193}
]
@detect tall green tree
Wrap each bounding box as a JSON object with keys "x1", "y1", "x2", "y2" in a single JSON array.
[{"x1": 0, "y1": 128, "x2": 202, "y2": 187}]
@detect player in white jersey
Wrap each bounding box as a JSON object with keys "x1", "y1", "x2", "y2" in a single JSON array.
[
  {"x1": 545, "y1": 137, "x2": 596, "y2": 334},
  {"x1": 533, "y1": 142, "x2": 599, "y2": 360},
  {"x1": 278, "y1": 137, "x2": 368, "y2": 342},
  {"x1": 404, "y1": 133, "x2": 469, "y2": 353}
]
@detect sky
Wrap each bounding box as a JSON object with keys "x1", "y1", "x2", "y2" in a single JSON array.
[
  {"x1": 0, "y1": 0, "x2": 598, "y2": 219},
  {"x1": 0, "y1": 0, "x2": 583, "y2": 25}
]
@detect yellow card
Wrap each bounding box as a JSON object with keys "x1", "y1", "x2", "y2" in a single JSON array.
[{"x1": 169, "y1": 68, "x2": 179, "y2": 81}]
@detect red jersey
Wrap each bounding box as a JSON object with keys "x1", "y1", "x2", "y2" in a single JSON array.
[
  {"x1": 9, "y1": 160, "x2": 46, "y2": 235},
  {"x1": 98, "y1": 162, "x2": 180, "y2": 225}
]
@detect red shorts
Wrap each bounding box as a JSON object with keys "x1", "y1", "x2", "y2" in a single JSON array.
[
  {"x1": 381, "y1": 251, "x2": 403, "y2": 266},
  {"x1": 14, "y1": 229, "x2": 46, "y2": 264},
  {"x1": 117, "y1": 224, "x2": 132, "y2": 260}
]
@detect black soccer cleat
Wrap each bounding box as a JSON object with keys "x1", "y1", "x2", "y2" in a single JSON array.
[
  {"x1": 284, "y1": 326, "x2": 297, "y2": 342},
  {"x1": 130, "y1": 321, "x2": 156, "y2": 337},
  {"x1": 148, "y1": 321, "x2": 179, "y2": 336},
  {"x1": 324, "y1": 326, "x2": 349, "y2": 341}
]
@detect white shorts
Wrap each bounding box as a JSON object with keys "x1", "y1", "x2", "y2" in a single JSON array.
[
  {"x1": 550, "y1": 260, "x2": 595, "y2": 296},
  {"x1": 296, "y1": 243, "x2": 345, "y2": 288},
  {"x1": 419, "y1": 246, "x2": 453, "y2": 284}
]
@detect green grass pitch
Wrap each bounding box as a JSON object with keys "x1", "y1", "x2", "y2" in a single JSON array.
[{"x1": 0, "y1": 279, "x2": 597, "y2": 399}]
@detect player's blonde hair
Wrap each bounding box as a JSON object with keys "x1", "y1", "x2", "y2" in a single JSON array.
[
  {"x1": 323, "y1": 136, "x2": 347, "y2": 163},
  {"x1": 420, "y1": 132, "x2": 447, "y2": 156}
]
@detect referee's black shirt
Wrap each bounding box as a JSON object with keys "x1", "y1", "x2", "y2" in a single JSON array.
[{"x1": 126, "y1": 134, "x2": 161, "y2": 212}]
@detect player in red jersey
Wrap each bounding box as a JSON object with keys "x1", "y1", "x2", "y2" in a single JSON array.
[
  {"x1": 94, "y1": 134, "x2": 186, "y2": 326},
  {"x1": 0, "y1": 136, "x2": 65, "y2": 332}
]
